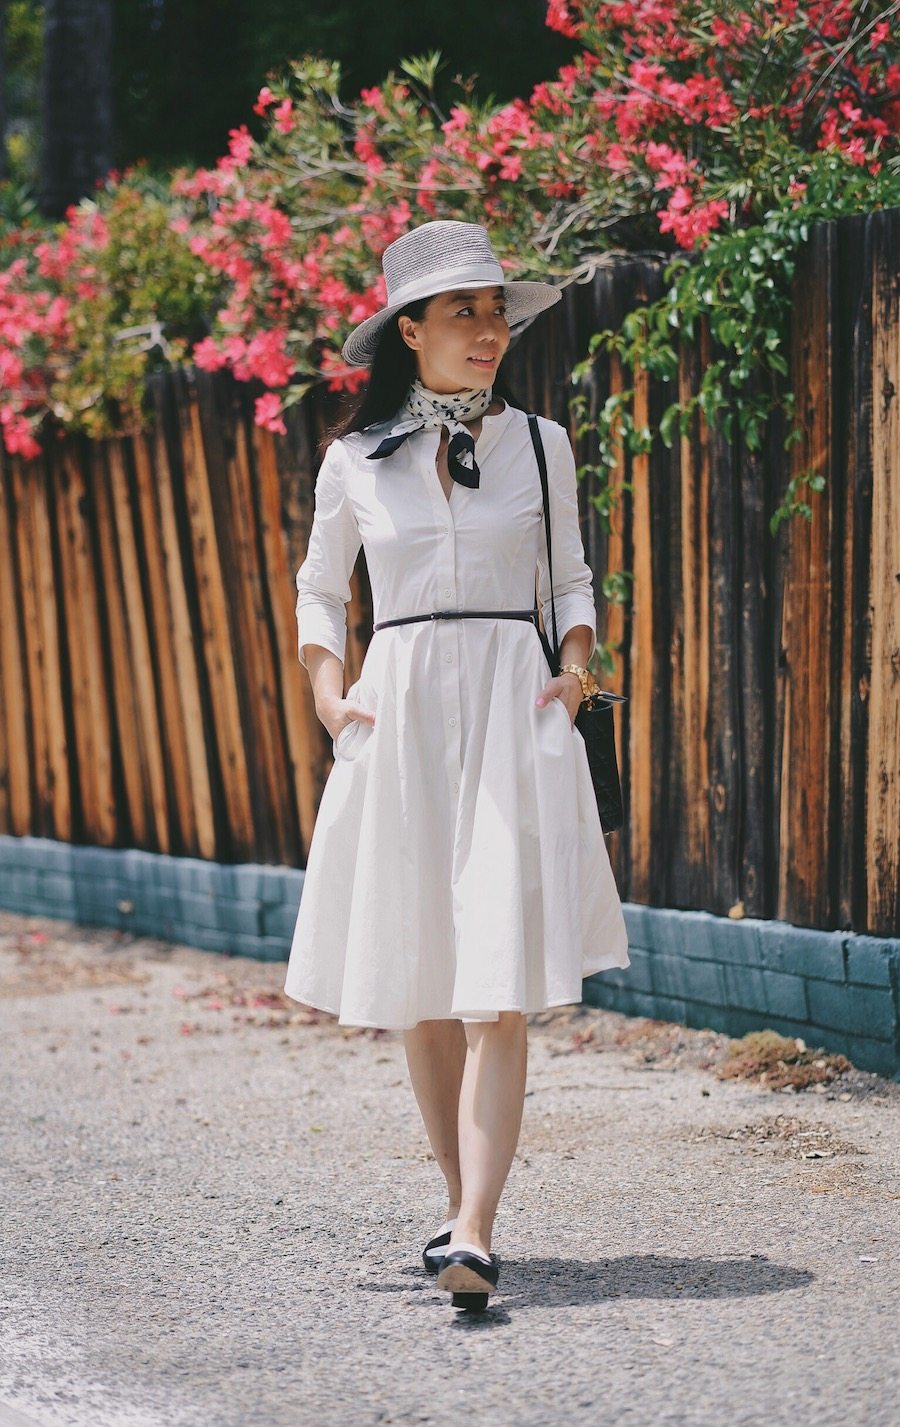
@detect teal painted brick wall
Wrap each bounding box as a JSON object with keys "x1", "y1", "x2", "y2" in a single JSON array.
[
  {"x1": 1, "y1": 836, "x2": 898, "y2": 1078},
  {"x1": 593, "y1": 905, "x2": 899, "y2": 1078}
]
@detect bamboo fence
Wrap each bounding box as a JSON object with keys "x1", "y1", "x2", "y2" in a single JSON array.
[{"x1": 0, "y1": 208, "x2": 897, "y2": 935}]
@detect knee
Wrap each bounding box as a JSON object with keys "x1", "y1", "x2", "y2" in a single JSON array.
[
  {"x1": 405, "y1": 1017, "x2": 466, "y2": 1047},
  {"x1": 464, "y1": 1010, "x2": 526, "y2": 1045},
  {"x1": 496, "y1": 1010, "x2": 526, "y2": 1031}
]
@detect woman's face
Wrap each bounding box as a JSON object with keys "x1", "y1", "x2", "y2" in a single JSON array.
[{"x1": 397, "y1": 287, "x2": 510, "y2": 394}]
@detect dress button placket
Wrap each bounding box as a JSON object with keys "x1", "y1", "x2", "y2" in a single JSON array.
[
  {"x1": 423, "y1": 438, "x2": 464, "y2": 807},
  {"x1": 440, "y1": 545, "x2": 462, "y2": 797}
]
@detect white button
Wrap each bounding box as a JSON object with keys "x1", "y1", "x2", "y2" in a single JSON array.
[
  {"x1": 444, "y1": 652, "x2": 453, "y2": 662},
  {"x1": 449, "y1": 716, "x2": 457, "y2": 726},
  {"x1": 452, "y1": 781, "x2": 459, "y2": 792},
  {"x1": 443, "y1": 587, "x2": 452, "y2": 597}
]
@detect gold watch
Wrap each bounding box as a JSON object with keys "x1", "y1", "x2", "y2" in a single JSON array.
[{"x1": 560, "y1": 663, "x2": 601, "y2": 701}]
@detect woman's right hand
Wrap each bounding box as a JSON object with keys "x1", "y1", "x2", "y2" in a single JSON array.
[{"x1": 317, "y1": 692, "x2": 376, "y2": 744}]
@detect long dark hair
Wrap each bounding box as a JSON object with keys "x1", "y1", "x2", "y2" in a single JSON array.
[{"x1": 325, "y1": 296, "x2": 521, "y2": 449}]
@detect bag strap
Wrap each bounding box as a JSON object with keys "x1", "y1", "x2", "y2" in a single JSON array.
[{"x1": 527, "y1": 413, "x2": 560, "y2": 666}]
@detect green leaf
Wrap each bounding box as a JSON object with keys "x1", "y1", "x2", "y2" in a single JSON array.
[{"x1": 659, "y1": 403, "x2": 679, "y2": 449}]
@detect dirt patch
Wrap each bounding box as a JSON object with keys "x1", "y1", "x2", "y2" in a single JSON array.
[
  {"x1": 170, "y1": 974, "x2": 324, "y2": 1030},
  {"x1": 682, "y1": 1115, "x2": 900, "y2": 1197},
  {"x1": 0, "y1": 915, "x2": 388, "y2": 1038},
  {"x1": 169, "y1": 975, "x2": 390, "y2": 1038},
  {"x1": 0, "y1": 926, "x2": 151, "y2": 997},
  {"x1": 779, "y1": 1160, "x2": 879, "y2": 1194},
  {"x1": 535, "y1": 1005, "x2": 733, "y2": 1073},
  {"x1": 531, "y1": 1009, "x2": 899, "y2": 1100},
  {"x1": 685, "y1": 1113, "x2": 866, "y2": 1160}
]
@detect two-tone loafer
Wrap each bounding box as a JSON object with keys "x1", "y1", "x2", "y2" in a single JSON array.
[
  {"x1": 422, "y1": 1217, "x2": 458, "y2": 1275},
  {"x1": 436, "y1": 1243, "x2": 500, "y2": 1310}
]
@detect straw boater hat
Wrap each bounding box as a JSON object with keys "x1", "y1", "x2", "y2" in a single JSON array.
[{"x1": 341, "y1": 219, "x2": 561, "y2": 369}]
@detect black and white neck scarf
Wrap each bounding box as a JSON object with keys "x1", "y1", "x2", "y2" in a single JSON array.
[{"x1": 366, "y1": 379, "x2": 493, "y2": 489}]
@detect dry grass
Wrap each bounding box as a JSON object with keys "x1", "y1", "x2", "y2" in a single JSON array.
[{"x1": 713, "y1": 1030, "x2": 851, "y2": 1090}]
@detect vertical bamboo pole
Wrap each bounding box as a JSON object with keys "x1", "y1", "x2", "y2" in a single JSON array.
[
  {"x1": 777, "y1": 225, "x2": 836, "y2": 925},
  {"x1": 145, "y1": 392, "x2": 215, "y2": 859},
  {"x1": 106, "y1": 439, "x2": 170, "y2": 850},
  {"x1": 176, "y1": 375, "x2": 254, "y2": 856},
  {"x1": 867, "y1": 214, "x2": 900, "y2": 931},
  {"x1": 628, "y1": 365, "x2": 654, "y2": 902},
  {"x1": 676, "y1": 342, "x2": 712, "y2": 902},
  {"x1": 55, "y1": 445, "x2": 112, "y2": 842},
  {"x1": 0, "y1": 454, "x2": 31, "y2": 833}
]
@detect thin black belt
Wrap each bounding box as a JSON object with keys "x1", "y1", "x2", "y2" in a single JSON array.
[{"x1": 373, "y1": 607, "x2": 539, "y2": 631}]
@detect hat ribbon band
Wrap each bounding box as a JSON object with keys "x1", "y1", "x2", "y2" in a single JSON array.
[{"x1": 387, "y1": 261, "x2": 506, "y2": 309}]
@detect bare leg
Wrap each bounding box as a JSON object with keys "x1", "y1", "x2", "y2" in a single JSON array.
[
  {"x1": 403, "y1": 1018, "x2": 467, "y2": 1218},
  {"x1": 450, "y1": 1011, "x2": 528, "y2": 1257}
]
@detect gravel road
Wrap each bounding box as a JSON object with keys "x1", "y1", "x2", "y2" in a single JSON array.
[{"x1": 1, "y1": 911, "x2": 898, "y2": 1427}]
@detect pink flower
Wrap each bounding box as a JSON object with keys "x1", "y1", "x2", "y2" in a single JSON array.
[
  {"x1": 645, "y1": 143, "x2": 696, "y2": 187},
  {"x1": 605, "y1": 143, "x2": 632, "y2": 173},
  {"x1": 255, "y1": 392, "x2": 287, "y2": 434},
  {"x1": 0, "y1": 406, "x2": 41, "y2": 459},
  {"x1": 662, "y1": 184, "x2": 693, "y2": 214},
  {"x1": 545, "y1": 0, "x2": 583, "y2": 39},
  {"x1": 253, "y1": 86, "x2": 276, "y2": 116},
  {"x1": 354, "y1": 127, "x2": 376, "y2": 155},
  {"x1": 417, "y1": 159, "x2": 441, "y2": 215},
  {"x1": 388, "y1": 200, "x2": 412, "y2": 233},
  {"x1": 254, "y1": 201, "x2": 292, "y2": 249},
  {"x1": 192, "y1": 337, "x2": 228, "y2": 372},
  {"x1": 354, "y1": 130, "x2": 385, "y2": 173},
  {"x1": 360, "y1": 86, "x2": 388, "y2": 117},
  {"x1": 319, "y1": 348, "x2": 368, "y2": 393},
  {"x1": 488, "y1": 101, "x2": 537, "y2": 147},
  {"x1": 239, "y1": 329, "x2": 293, "y2": 386},
  {"x1": 658, "y1": 190, "x2": 730, "y2": 248},
  {"x1": 0, "y1": 352, "x2": 24, "y2": 386},
  {"x1": 226, "y1": 126, "x2": 254, "y2": 165},
  {"x1": 441, "y1": 106, "x2": 471, "y2": 136},
  {"x1": 273, "y1": 99, "x2": 294, "y2": 135}
]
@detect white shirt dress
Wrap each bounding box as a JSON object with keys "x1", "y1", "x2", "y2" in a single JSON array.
[{"x1": 283, "y1": 402, "x2": 631, "y2": 1028}]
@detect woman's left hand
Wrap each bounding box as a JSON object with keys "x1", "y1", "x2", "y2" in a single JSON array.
[{"x1": 535, "y1": 672, "x2": 582, "y2": 727}]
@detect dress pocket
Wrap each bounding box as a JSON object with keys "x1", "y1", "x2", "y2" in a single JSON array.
[
  {"x1": 552, "y1": 694, "x2": 575, "y2": 732},
  {"x1": 332, "y1": 678, "x2": 376, "y2": 761}
]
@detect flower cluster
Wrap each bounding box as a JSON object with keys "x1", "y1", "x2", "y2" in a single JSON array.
[
  {"x1": 168, "y1": 1, "x2": 898, "y2": 427},
  {"x1": 0, "y1": 166, "x2": 219, "y2": 455},
  {"x1": 169, "y1": 58, "x2": 480, "y2": 429},
  {"x1": 0, "y1": 2, "x2": 897, "y2": 454}
]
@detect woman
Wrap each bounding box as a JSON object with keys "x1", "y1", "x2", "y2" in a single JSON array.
[{"x1": 284, "y1": 219, "x2": 631, "y2": 1311}]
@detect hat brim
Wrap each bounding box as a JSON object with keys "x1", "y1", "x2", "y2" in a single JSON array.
[{"x1": 340, "y1": 280, "x2": 561, "y2": 369}]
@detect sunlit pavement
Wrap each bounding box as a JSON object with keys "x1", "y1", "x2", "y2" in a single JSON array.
[{"x1": 1, "y1": 911, "x2": 898, "y2": 1427}]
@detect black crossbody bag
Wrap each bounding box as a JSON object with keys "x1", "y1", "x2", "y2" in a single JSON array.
[{"x1": 527, "y1": 414, "x2": 627, "y2": 836}]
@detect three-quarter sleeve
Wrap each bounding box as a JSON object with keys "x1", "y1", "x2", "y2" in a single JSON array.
[
  {"x1": 535, "y1": 419, "x2": 598, "y2": 650},
  {"x1": 295, "y1": 440, "x2": 362, "y2": 670}
]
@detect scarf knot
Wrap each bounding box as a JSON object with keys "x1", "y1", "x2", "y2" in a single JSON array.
[{"x1": 366, "y1": 379, "x2": 492, "y2": 488}]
